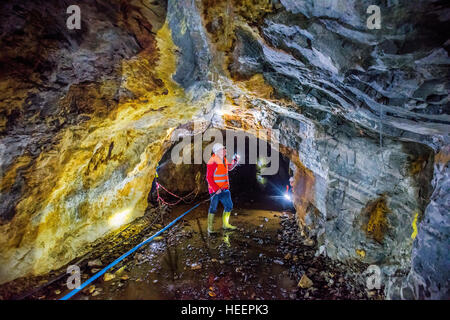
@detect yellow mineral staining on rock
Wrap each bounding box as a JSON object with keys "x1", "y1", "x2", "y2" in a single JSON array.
[
  {"x1": 411, "y1": 212, "x2": 419, "y2": 240},
  {"x1": 298, "y1": 274, "x2": 313, "y2": 289},
  {"x1": 234, "y1": 0, "x2": 274, "y2": 23},
  {"x1": 0, "y1": 80, "x2": 38, "y2": 134},
  {"x1": 202, "y1": 0, "x2": 273, "y2": 51},
  {"x1": 0, "y1": 155, "x2": 32, "y2": 195},
  {"x1": 290, "y1": 156, "x2": 315, "y2": 228},
  {"x1": 356, "y1": 249, "x2": 366, "y2": 258},
  {"x1": 409, "y1": 156, "x2": 426, "y2": 175},
  {"x1": 364, "y1": 197, "x2": 390, "y2": 243},
  {"x1": 60, "y1": 81, "x2": 121, "y2": 117},
  {"x1": 0, "y1": 21, "x2": 214, "y2": 284},
  {"x1": 201, "y1": 0, "x2": 274, "y2": 79},
  {"x1": 435, "y1": 146, "x2": 450, "y2": 165},
  {"x1": 235, "y1": 74, "x2": 274, "y2": 100},
  {"x1": 201, "y1": 0, "x2": 236, "y2": 52}
]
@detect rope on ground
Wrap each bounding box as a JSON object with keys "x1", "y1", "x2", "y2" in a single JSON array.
[{"x1": 156, "y1": 181, "x2": 198, "y2": 206}]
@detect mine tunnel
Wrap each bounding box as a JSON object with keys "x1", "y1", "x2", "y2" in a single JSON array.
[
  {"x1": 0, "y1": 0, "x2": 448, "y2": 303},
  {"x1": 153, "y1": 130, "x2": 294, "y2": 212}
]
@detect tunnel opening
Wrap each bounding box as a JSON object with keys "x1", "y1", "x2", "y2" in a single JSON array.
[
  {"x1": 150, "y1": 129, "x2": 294, "y2": 213},
  {"x1": 94, "y1": 128, "x2": 364, "y2": 300}
]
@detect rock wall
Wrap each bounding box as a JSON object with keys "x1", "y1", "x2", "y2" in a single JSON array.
[
  {"x1": 386, "y1": 147, "x2": 449, "y2": 299},
  {"x1": 0, "y1": 0, "x2": 448, "y2": 299},
  {"x1": 198, "y1": 0, "x2": 448, "y2": 298},
  {"x1": 0, "y1": 0, "x2": 214, "y2": 284},
  {"x1": 216, "y1": 95, "x2": 434, "y2": 270}
]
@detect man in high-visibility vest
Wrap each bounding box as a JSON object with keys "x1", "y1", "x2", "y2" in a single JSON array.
[{"x1": 206, "y1": 143, "x2": 240, "y2": 234}]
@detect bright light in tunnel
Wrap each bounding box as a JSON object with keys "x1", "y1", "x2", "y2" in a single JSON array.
[
  {"x1": 108, "y1": 208, "x2": 132, "y2": 227},
  {"x1": 284, "y1": 193, "x2": 291, "y2": 201}
]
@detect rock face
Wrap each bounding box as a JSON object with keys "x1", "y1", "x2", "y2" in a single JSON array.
[
  {"x1": 231, "y1": 0, "x2": 449, "y2": 144},
  {"x1": 0, "y1": 0, "x2": 215, "y2": 284},
  {"x1": 0, "y1": 0, "x2": 448, "y2": 299},
  {"x1": 386, "y1": 147, "x2": 450, "y2": 299}
]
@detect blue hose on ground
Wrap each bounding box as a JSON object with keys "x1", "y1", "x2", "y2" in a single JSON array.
[{"x1": 60, "y1": 199, "x2": 206, "y2": 300}]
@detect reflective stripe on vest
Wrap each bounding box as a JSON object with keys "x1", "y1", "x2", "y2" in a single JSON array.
[{"x1": 211, "y1": 154, "x2": 229, "y2": 189}]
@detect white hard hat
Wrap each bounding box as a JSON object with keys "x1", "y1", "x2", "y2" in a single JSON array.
[{"x1": 212, "y1": 143, "x2": 225, "y2": 154}]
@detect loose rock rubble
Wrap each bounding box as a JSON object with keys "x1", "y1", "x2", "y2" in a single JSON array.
[{"x1": 0, "y1": 206, "x2": 384, "y2": 300}]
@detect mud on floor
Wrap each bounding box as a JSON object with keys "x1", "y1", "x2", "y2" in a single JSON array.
[{"x1": 0, "y1": 204, "x2": 384, "y2": 300}]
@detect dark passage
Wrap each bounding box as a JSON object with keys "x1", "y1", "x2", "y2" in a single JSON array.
[{"x1": 153, "y1": 130, "x2": 294, "y2": 212}]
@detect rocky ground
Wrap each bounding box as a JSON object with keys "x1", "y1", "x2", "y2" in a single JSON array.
[{"x1": 0, "y1": 202, "x2": 383, "y2": 300}]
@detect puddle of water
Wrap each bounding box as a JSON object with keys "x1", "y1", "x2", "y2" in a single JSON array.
[
  {"x1": 67, "y1": 203, "x2": 298, "y2": 300},
  {"x1": 3, "y1": 198, "x2": 378, "y2": 300}
]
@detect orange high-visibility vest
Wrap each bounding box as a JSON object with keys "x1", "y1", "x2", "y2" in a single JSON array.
[{"x1": 208, "y1": 154, "x2": 230, "y2": 189}]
